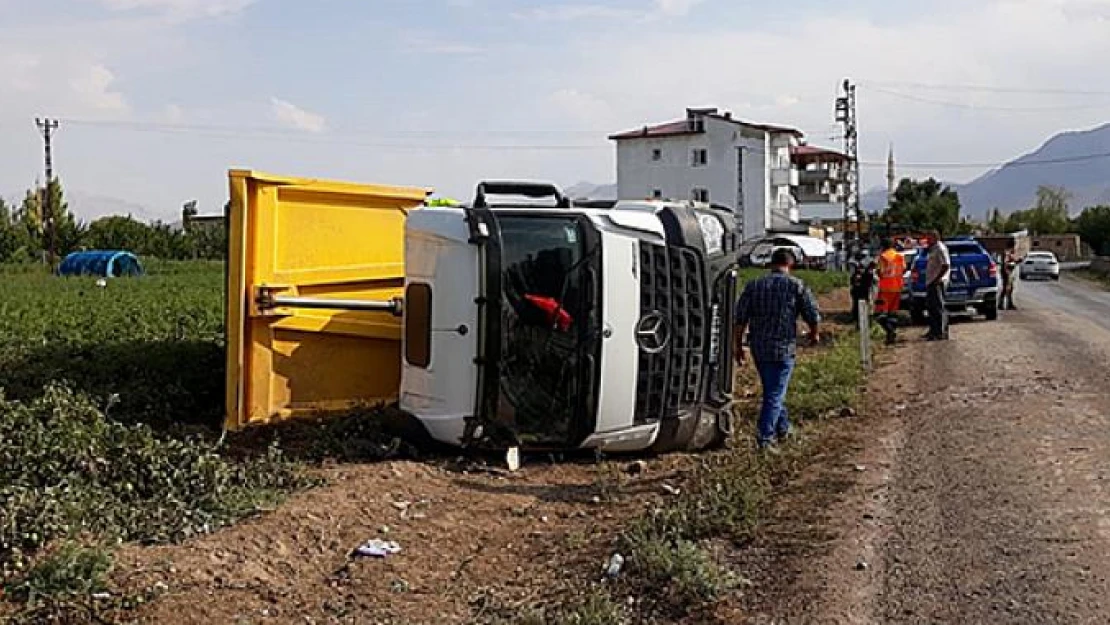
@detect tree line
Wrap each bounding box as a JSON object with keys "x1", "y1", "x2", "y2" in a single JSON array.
[
  {"x1": 0, "y1": 179, "x2": 226, "y2": 264},
  {"x1": 878, "y1": 178, "x2": 1110, "y2": 256}
]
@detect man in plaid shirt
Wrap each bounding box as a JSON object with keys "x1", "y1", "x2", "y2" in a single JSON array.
[{"x1": 734, "y1": 249, "x2": 822, "y2": 450}]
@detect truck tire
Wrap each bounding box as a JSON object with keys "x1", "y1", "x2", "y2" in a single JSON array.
[
  {"x1": 685, "y1": 406, "x2": 731, "y2": 451},
  {"x1": 910, "y1": 301, "x2": 927, "y2": 326},
  {"x1": 981, "y1": 298, "x2": 998, "y2": 321}
]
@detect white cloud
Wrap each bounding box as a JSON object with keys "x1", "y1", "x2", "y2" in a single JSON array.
[
  {"x1": 95, "y1": 0, "x2": 256, "y2": 19},
  {"x1": 550, "y1": 88, "x2": 614, "y2": 127},
  {"x1": 162, "y1": 103, "x2": 185, "y2": 123},
  {"x1": 512, "y1": 4, "x2": 640, "y2": 21},
  {"x1": 270, "y1": 97, "x2": 327, "y2": 133},
  {"x1": 654, "y1": 0, "x2": 704, "y2": 16},
  {"x1": 68, "y1": 64, "x2": 129, "y2": 113},
  {"x1": 514, "y1": 0, "x2": 704, "y2": 21}
]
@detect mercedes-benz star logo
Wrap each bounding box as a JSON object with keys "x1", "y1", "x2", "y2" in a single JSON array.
[{"x1": 636, "y1": 311, "x2": 670, "y2": 354}]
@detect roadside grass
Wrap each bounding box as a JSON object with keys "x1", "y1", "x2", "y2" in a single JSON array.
[
  {"x1": 739, "y1": 267, "x2": 848, "y2": 295},
  {"x1": 1072, "y1": 267, "x2": 1110, "y2": 290},
  {"x1": 557, "y1": 333, "x2": 865, "y2": 621}
]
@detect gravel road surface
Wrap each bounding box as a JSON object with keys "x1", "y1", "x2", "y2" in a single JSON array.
[{"x1": 743, "y1": 273, "x2": 1110, "y2": 624}]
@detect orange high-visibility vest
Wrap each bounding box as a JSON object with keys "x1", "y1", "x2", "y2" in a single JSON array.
[{"x1": 878, "y1": 249, "x2": 906, "y2": 294}]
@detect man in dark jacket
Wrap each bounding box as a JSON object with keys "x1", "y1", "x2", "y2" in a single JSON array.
[{"x1": 734, "y1": 249, "x2": 822, "y2": 450}]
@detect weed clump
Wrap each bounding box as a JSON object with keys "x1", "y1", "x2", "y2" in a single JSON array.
[{"x1": 0, "y1": 385, "x2": 313, "y2": 587}]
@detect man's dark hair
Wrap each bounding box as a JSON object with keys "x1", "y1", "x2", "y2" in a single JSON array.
[{"x1": 770, "y1": 248, "x2": 796, "y2": 267}]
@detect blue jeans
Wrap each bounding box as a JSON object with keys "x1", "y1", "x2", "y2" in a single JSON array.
[{"x1": 755, "y1": 357, "x2": 795, "y2": 446}]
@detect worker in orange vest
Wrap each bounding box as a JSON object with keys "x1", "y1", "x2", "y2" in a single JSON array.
[{"x1": 876, "y1": 238, "x2": 906, "y2": 345}]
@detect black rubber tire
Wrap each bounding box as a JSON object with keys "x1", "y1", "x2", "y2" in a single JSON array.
[{"x1": 981, "y1": 298, "x2": 999, "y2": 321}]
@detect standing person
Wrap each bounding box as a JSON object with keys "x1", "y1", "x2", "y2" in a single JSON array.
[
  {"x1": 924, "y1": 231, "x2": 951, "y2": 341},
  {"x1": 999, "y1": 249, "x2": 1018, "y2": 310},
  {"x1": 734, "y1": 249, "x2": 822, "y2": 450},
  {"x1": 876, "y1": 238, "x2": 906, "y2": 345},
  {"x1": 850, "y1": 251, "x2": 876, "y2": 324}
]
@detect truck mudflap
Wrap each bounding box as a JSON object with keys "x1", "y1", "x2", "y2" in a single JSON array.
[{"x1": 225, "y1": 170, "x2": 429, "y2": 430}]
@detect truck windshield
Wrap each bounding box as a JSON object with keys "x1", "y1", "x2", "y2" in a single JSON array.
[{"x1": 497, "y1": 215, "x2": 597, "y2": 446}]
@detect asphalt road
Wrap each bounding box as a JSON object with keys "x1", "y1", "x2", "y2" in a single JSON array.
[
  {"x1": 743, "y1": 273, "x2": 1110, "y2": 624},
  {"x1": 1020, "y1": 273, "x2": 1110, "y2": 333}
]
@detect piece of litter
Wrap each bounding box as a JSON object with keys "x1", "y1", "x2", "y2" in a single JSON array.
[
  {"x1": 605, "y1": 553, "x2": 624, "y2": 578},
  {"x1": 353, "y1": 539, "x2": 402, "y2": 558},
  {"x1": 854, "y1": 464, "x2": 867, "y2": 472},
  {"x1": 855, "y1": 560, "x2": 869, "y2": 571},
  {"x1": 92, "y1": 592, "x2": 112, "y2": 600},
  {"x1": 661, "y1": 483, "x2": 681, "y2": 496},
  {"x1": 506, "y1": 446, "x2": 521, "y2": 472},
  {"x1": 391, "y1": 501, "x2": 411, "y2": 511}
]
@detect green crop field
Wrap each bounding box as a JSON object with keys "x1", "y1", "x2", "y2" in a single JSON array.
[
  {"x1": 0, "y1": 260, "x2": 226, "y2": 429},
  {"x1": 0, "y1": 261, "x2": 317, "y2": 618}
]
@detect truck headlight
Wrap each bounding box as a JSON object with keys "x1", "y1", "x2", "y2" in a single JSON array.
[{"x1": 697, "y1": 213, "x2": 724, "y2": 255}]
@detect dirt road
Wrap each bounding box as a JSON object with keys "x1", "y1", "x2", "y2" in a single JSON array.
[{"x1": 743, "y1": 274, "x2": 1110, "y2": 624}]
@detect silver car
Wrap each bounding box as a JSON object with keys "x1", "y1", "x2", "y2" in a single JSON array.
[{"x1": 1020, "y1": 251, "x2": 1060, "y2": 281}]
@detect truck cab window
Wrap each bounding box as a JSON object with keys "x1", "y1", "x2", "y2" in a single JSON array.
[{"x1": 497, "y1": 215, "x2": 596, "y2": 445}]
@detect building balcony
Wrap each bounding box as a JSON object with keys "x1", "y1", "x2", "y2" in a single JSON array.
[
  {"x1": 798, "y1": 168, "x2": 840, "y2": 184},
  {"x1": 796, "y1": 190, "x2": 841, "y2": 204},
  {"x1": 770, "y1": 167, "x2": 799, "y2": 187}
]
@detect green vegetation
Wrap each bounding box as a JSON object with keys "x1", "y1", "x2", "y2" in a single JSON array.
[
  {"x1": 0, "y1": 263, "x2": 224, "y2": 428},
  {"x1": 739, "y1": 267, "x2": 848, "y2": 295},
  {"x1": 0, "y1": 179, "x2": 225, "y2": 264},
  {"x1": 4, "y1": 543, "x2": 112, "y2": 603},
  {"x1": 0, "y1": 262, "x2": 315, "y2": 614},
  {"x1": 1074, "y1": 205, "x2": 1110, "y2": 256},
  {"x1": 565, "y1": 335, "x2": 865, "y2": 620},
  {"x1": 987, "y1": 186, "x2": 1074, "y2": 236},
  {"x1": 881, "y1": 177, "x2": 967, "y2": 236}
]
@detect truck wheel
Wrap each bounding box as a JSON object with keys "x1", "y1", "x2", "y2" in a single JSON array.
[
  {"x1": 981, "y1": 298, "x2": 998, "y2": 321},
  {"x1": 685, "y1": 407, "x2": 730, "y2": 451},
  {"x1": 910, "y1": 301, "x2": 927, "y2": 326}
]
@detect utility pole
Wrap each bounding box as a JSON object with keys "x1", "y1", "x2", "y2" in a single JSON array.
[
  {"x1": 835, "y1": 79, "x2": 860, "y2": 252},
  {"x1": 36, "y1": 118, "x2": 60, "y2": 267}
]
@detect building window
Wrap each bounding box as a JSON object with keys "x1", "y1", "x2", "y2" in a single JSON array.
[
  {"x1": 651, "y1": 148, "x2": 663, "y2": 162},
  {"x1": 1056, "y1": 241, "x2": 1063, "y2": 247},
  {"x1": 692, "y1": 148, "x2": 708, "y2": 167},
  {"x1": 692, "y1": 188, "x2": 709, "y2": 203},
  {"x1": 652, "y1": 189, "x2": 663, "y2": 199}
]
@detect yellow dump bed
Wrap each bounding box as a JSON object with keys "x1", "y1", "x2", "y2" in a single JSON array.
[{"x1": 225, "y1": 170, "x2": 429, "y2": 430}]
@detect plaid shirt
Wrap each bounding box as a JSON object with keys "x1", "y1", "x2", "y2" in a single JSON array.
[{"x1": 735, "y1": 271, "x2": 821, "y2": 363}]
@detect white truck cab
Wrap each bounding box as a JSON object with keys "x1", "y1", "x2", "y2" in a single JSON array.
[{"x1": 400, "y1": 182, "x2": 740, "y2": 452}]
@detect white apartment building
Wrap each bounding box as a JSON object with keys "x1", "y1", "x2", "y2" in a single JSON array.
[
  {"x1": 792, "y1": 144, "x2": 850, "y2": 224},
  {"x1": 609, "y1": 108, "x2": 802, "y2": 240}
]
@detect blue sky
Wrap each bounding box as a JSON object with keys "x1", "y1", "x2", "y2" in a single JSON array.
[{"x1": 3, "y1": 0, "x2": 1110, "y2": 220}]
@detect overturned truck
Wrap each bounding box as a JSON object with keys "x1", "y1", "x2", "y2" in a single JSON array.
[{"x1": 225, "y1": 171, "x2": 740, "y2": 453}]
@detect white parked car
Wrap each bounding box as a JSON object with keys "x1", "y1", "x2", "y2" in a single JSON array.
[
  {"x1": 749, "y1": 243, "x2": 804, "y2": 267},
  {"x1": 1020, "y1": 251, "x2": 1060, "y2": 281}
]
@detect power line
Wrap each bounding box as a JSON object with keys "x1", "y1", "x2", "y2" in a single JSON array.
[
  {"x1": 862, "y1": 79, "x2": 1110, "y2": 97},
  {"x1": 60, "y1": 117, "x2": 849, "y2": 147},
  {"x1": 870, "y1": 87, "x2": 1110, "y2": 112},
  {"x1": 859, "y1": 150, "x2": 1110, "y2": 169},
  {"x1": 57, "y1": 119, "x2": 611, "y2": 150}
]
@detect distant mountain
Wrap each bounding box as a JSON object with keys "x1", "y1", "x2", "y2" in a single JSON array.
[
  {"x1": 863, "y1": 123, "x2": 1110, "y2": 220},
  {"x1": 67, "y1": 192, "x2": 165, "y2": 223},
  {"x1": 565, "y1": 181, "x2": 617, "y2": 200},
  {"x1": 955, "y1": 122, "x2": 1110, "y2": 219}
]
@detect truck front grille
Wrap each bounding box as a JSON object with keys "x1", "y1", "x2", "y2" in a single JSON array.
[{"x1": 635, "y1": 243, "x2": 707, "y2": 424}]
